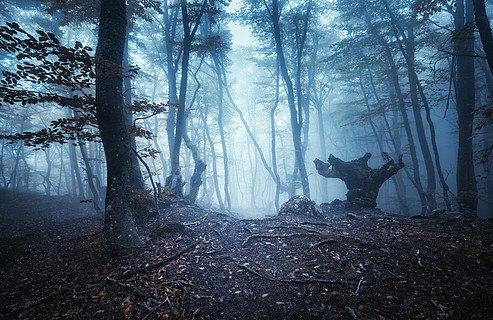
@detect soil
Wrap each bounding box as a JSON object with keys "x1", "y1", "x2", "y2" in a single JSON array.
[{"x1": 0, "y1": 188, "x2": 492, "y2": 319}]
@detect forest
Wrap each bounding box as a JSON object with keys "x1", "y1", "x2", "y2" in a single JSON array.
[{"x1": 0, "y1": 0, "x2": 492, "y2": 319}]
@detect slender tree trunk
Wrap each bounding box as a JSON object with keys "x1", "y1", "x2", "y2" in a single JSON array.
[
  {"x1": 385, "y1": 46, "x2": 427, "y2": 215},
  {"x1": 271, "y1": 60, "x2": 282, "y2": 211},
  {"x1": 455, "y1": 0, "x2": 478, "y2": 216},
  {"x1": 164, "y1": 0, "x2": 179, "y2": 167},
  {"x1": 167, "y1": 0, "x2": 207, "y2": 197},
  {"x1": 405, "y1": 23, "x2": 436, "y2": 213},
  {"x1": 78, "y1": 139, "x2": 103, "y2": 215},
  {"x1": 269, "y1": 0, "x2": 310, "y2": 197},
  {"x1": 201, "y1": 106, "x2": 224, "y2": 209},
  {"x1": 96, "y1": 0, "x2": 143, "y2": 257},
  {"x1": 363, "y1": 66, "x2": 410, "y2": 215},
  {"x1": 43, "y1": 149, "x2": 53, "y2": 196},
  {"x1": 212, "y1": 54, "x2": 231, "y2": 210}
]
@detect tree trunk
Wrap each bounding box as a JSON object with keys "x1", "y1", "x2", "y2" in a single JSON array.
[
  {"x1": 270, "y1": 0, "x2": 310, "y2": 197},
  {"x1": 201, "y1": 105, "x2": 224, "y2": 209},
  {"x1": 212, "y1": 54, "x2": 231, "y2": 210},
  {"x1": 164, "y1": 0, "x2": 179, "y2": 169},
  {"x1": 167, "y1": 0, "x2": 207, "y2": 198},
  {"x1": 455, "y1": 0, "x2": 478, "y2": 216},
  {"x1": 405, "y1": 23, "x2": 437, "y2": 213},
  {"x1": 43, "y1": 149, "x2": 53, "y2": 196},
  {"x1": 383, "y1": 43, "x2": 427, "y2": 215},
  {"x1": 78, "y1": 139, "x2": 103, "y2": 215},
  {"x1": 472, "y1": 0, "x2": 493, "y2": 76},
  {"x1": 360, "y1": 66, "x2": 410, "y2": 215},
  {"x1": 96, "y1": 0, "x2": 143, "y2": 257}
]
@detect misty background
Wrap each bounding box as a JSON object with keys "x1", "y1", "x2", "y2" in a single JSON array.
[{"x1": 0, "y1": 0, "x2": 491, "y2": 219}]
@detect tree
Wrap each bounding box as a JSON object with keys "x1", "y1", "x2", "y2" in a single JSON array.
[
  {"x1": 454, "y1": 0, "x2": 478, "y2": 216},
  {"x1": 314, "y1": 153, "x2": 405, "y2": 208},
  {"x1": 95, "y1": 0, "x2": 143, "y2": 256}
]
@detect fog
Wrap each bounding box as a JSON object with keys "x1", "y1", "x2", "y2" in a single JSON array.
[{"x1": 1, "y1": 0, "x2": 492, "y2": 219}]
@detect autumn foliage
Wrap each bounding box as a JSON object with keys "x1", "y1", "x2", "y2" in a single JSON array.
[{"x1": 0, "y1": 22, "x2": 166, "y2": 149}]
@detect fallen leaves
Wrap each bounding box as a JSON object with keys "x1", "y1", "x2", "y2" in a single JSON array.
[{"x1": 1, "y1": 190, "x2": 492, "y2": 319}]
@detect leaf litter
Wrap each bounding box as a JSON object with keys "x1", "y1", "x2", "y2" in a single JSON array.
[{"x1": 0, "y1": 189, "x2": 492, "y2": 319}]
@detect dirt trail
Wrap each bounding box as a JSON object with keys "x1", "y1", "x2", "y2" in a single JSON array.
[{"x1": 0, "y1": 189, "x2": 492, "y2": 319}]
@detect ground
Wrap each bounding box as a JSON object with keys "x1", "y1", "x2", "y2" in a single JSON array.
[{"x1": 0, "y1": 188, "x2": 492, "y2": 319}]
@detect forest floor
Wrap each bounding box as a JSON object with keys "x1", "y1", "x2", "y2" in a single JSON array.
[{"x1": 0, "y1": 188, "x2": 492, "y2": 320}]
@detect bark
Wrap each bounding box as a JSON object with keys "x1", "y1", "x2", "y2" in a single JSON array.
[
  {"x1": 96, "y1": 0, "x2": 143, "y2": 257},
  {"x1": 472, "y1": 0, "x2": 493, "y2": 76},
  {"x1": 314, "y1": 153, "x2": 404, "y2": 208},
  {"x1": 455, "y1": 0, "x2": 478, "y2": 216}
]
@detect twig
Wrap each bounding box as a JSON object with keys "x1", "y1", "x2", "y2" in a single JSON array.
[
  {"x1": 355, "y1": 277, "x2": 364, "y2": 294},
  {"x1": 311, "y1": 238, "x2": 338, "y2": 247},
  {"x1": 345, "y1": 306, "x2": 358, "y2": 319},
  {"x1": 142, "y1": 300, "x2": 168, "y2": 320},
  {"x1": 106, "y1": 277, "x2": 146, "y2": 299},
  {"x1": 415, "y1": 252, "x2": 423, "y2": 267},
  {"x1": 5, "y1": 293, "x2": 56, "y2": 316},
  {"x1": 173, "y1": 285, "x2": 187, "y2": 320},
  {"x1": 118, "y1": 240, "x2": 201, "y2": 279}
]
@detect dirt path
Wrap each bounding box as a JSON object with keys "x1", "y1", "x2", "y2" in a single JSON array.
[{"x1": 1, "y1": 190, "x2": 492, "y2": 319}]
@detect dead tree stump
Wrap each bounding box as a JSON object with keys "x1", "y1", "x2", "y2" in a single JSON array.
[{"x1": 314, "y1": 153, "x2": 404, "y2": 208}]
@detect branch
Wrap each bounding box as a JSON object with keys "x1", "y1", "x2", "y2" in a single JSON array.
[{"x1": 118, "y1": 240, "x2": 201, "y2": 279}]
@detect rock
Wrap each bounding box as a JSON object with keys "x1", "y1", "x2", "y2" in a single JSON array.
[{"x1": 278, "y1": 195, "x2": 322, "y2": 217}]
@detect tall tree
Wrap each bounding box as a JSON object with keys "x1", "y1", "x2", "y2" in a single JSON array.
[
  {"x1": 166, "y1": 0, "x2": 209, "y2": 197},
  {"x1": 95, "y1": 0, "x2": 143, "y2": 256},
  {"x1": 455, "y1": 0, "x2": 478, "y2": 216}
]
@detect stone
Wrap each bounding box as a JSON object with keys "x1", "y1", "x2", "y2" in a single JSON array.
[{"x1": 278, "y1": 195, "x2": 322, "y2": 217}]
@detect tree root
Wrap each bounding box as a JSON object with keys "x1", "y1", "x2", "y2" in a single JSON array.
[
  {"x1": 235, "y1": 263, "x2": 351, "y2": 285},
  {"x1": 242, "y1": 233, "x2": 320, "y2": 246}
]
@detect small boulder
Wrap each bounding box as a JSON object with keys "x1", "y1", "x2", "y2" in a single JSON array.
[{"x1": 278, "y1": 195, "x2": 322, "y2": 217}]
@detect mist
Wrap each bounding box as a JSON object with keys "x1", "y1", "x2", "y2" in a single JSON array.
[
  {"x1": 1, "y1": 0, "x2": 491, "y2": 220},
  {"x1": 2, "y1": 1, "x2": 493, "y2": 319}
]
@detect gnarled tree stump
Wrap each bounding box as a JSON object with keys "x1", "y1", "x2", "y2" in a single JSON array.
[{"x1": 314, "y1": 153, "x2": 404, "y2": 208}]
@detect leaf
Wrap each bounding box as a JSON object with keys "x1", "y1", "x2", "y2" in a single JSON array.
[
  {"x1": 75, "y1": 41, "x2": 83, "y2": 49},
  {"x1": 261, "y1": 293, "x2": 269, "y2": 298}
]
